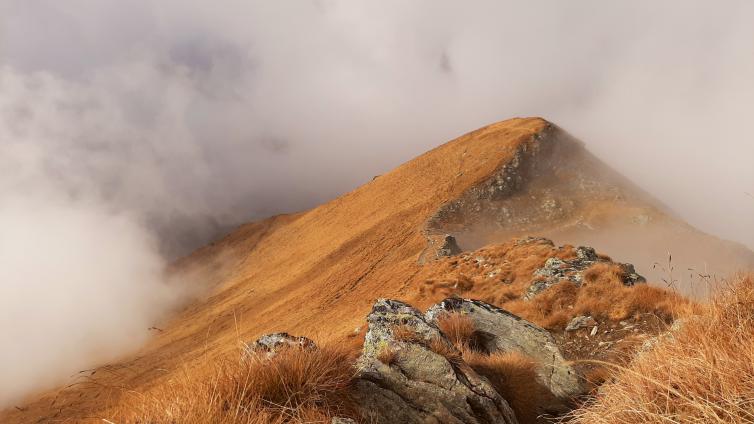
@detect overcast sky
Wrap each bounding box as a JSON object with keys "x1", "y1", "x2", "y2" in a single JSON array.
[{"x1": 1, "y1": 0, "x2": 753, "y2": 407}]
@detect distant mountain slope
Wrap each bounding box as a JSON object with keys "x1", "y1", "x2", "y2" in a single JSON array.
[{"x1": 4, "y1": 117, "x2": 752, "y2": 422}]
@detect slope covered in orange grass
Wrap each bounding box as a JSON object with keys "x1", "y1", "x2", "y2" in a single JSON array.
[{"x1": 3, "y1": 117, "x2": 752, "y2": 422}]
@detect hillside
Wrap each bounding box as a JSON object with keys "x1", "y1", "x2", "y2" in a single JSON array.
[{"x1": 4, "y1": 117, "x2": 753, "y2": 422}]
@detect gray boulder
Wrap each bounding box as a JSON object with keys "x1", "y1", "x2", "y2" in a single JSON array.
[
  {"x1": 525, "y1": 246, "x2": 646, "y2": 299},
  {"x1": 243, "y1": 332, "x2": 316, "y2": 359},
  {"x1": 354, "y1": 299, "x2": 518, "y2": 424},
  {"x1": 426, "y1": 298, "x2": 584, "y2": 400}
]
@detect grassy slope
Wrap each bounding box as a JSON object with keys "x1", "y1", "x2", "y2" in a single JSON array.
[
  {"x1": 4, "y1": 116, "x2": 752, "y2": 422},
  {"x1": 2, "y1": 118, "x2": 548, "y2": 421}
]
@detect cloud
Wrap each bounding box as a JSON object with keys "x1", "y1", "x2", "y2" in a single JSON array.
[{"x1": 1, "y1": 0, "x2": 753, "y2": 407}]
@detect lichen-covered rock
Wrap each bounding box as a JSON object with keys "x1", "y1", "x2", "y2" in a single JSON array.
[
  {"x1": 565, "y1": 315, "x2": 597, "y2": 332},
  {"x1": 525, "y1": 246, "x2": 646, "y2": 300},
  {"x1": 354, "y1": 299, "x2": 518, "y2": 424},
  {"x1": 426, "y1": 298, "x2": 584, "y2": 400},
  {"x1": 243, "y1": 332, "x2": 316, "y2": 359}
]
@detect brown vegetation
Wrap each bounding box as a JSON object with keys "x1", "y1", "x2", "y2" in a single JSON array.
[
  {"x1": 107, "y1": 343, "x2": 359, "y2": 424},
  {"x1": 464, "y1": 351, "x2": 557, "y2": 424},
  {"x1": 376, "y1": 346, "x2": 399, "y2": 366},
  {"x1": 392, "y1": 324, "x2": 424, "y2": 344},
  {"x1": 416, "y1": 241, "x2": 698, "y2": 331},
  {"x1": 570, "y1": 274, "x2": 754, "y2": 423},
  {"x1": 427, "y1": 337, "x2": 465, "y2": 368},
  {"x1": 504, "y1": 263, "x2": 696, "y2": 329},
  {"x1": 435, "y1": 312, "x2": 477, "y2": 351}
]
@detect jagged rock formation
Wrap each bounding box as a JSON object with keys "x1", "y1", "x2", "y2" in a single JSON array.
[
  {"x1": 243, "y1": 332, "x2": 316, "y2": 359},
  {"x1": 354, "y1": 299, "x2": 519, "y2": 424},
  {"x1": 525, "y1": 246, "x2": 645, "y2": 300},
  {"x1": 426, "y1": 298, "x2": 583, "y2": 400},
  {"x1": 424, "y1": 124, "x2": 633, "y2": 242}
]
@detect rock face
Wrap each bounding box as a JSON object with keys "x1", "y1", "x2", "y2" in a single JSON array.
[
  {"x1": 354, "y1": 299, "x2": 518, "y2": 424},
  {"x1": 426, "y1": 298, "x2": 583, "y2": 400},
  {"x1": 243, "y1": 332, "x2": 316, "y2": 359},
  {"x1": 525, "y1": 246, "x2": 646, "y2": 300}
]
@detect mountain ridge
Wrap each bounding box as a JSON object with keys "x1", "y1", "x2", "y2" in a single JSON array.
[{"x1": 3, "y1": 117, "x2": 753, "y2": 422}]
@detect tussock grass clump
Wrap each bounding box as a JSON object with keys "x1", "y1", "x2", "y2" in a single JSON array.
[
  {"x1": 464, "y1": 350, "x2": 557, "y2": 424},
  {"x1": 392, "y1": 324, "x2": 424, "y2": 343},
  {"x1": 569, "y1": 274, "x2": 754, "y2": 424},
  {"x1": 506, "y1": 263, "x2": 697, "y2": 329},
  {"x1": 427, "y1": 337, "x2": 465, "y2": 368},
  {"x1": 109, "y1": 343, "x2": 359, "y2": 423},
  {"x1": 436, "y1": 312, "x2": 477, "y2": 350},
  {"x1": 376, "y1": 345, "x2": 399, "y2": 366}
]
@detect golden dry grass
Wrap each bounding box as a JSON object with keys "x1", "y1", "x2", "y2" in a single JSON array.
[
  {"x1": 464, "y1": 351, "x2": 557, "y2": 424},
  {"x1": 392, "y1": 324, "x2": 424, "y2": 344},
  {"x1": 376, "y1": 345, "x2": 399, "y2": 366},
  {"x1": 436, "y1": 312, "x2": 477, "y2": 350},
  {"x1": 505, "y1": 263, "x2": 698, "y2": 329},
  {"x1": 106, "y1": 343, "x2": 360, "y2": 424},
  {"x1": 569, "y1": 274, "x2": 754, "y2": 424},
  {"x1": 427, "y1": 337, "x2": 465, "y2": 368}
]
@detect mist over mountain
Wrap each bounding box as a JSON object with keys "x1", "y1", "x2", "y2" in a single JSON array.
[
  {"x1": 2, "y1": 1, "x2": 754, "y2": 253},
  {"x1": 1, "y1": 0, "x2": 754, "y2": 412}
]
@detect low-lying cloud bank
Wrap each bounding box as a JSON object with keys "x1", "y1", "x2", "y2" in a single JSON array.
[{"x1": 1, "y1": 0, "x2": 753, "y2": 408}]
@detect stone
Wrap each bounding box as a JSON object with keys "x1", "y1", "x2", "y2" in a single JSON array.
[
  {"x1": 421, "y1": 234, "x2": 462, "y2": 264},
  {"x1": 354, "y1": 299, "x2": 518, "y2": 424},
  {"x1": 426, "y1": 298, "x2": 584, "y2": 400},
  {"x1": 525, "y1": 244, "x2": 646, "y2": 300},
  {"x1": 565, "y1": 316, "x2": 597, "y2": 332},
  {"x1": 243, "y1": 332, "x2": 316, "y2": 359},
  {"x1": 436, "y1": 234, "x2": 462, "y2": 257}
]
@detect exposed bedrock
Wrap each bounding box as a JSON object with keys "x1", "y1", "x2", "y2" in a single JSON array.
[
  {"x1": 426, "y1": 298, "x2": 584, "y2": 400},
  {"x1": 525, "y1": 246, "x2": 646, "y2": 300},
  {"x1": 354, "y1": 299, "x2": 519, "y2": 424}
]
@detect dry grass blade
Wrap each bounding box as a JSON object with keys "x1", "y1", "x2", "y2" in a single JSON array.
[
  {"x1": 436, "y1": 312, "x2": 477, "y2": 351},
  {"x1": 106, "y1": 342, "x2": 360, "y2": 423},
  {"x1": 568, "y1": 274, "x2": 754, "y2": 424}
]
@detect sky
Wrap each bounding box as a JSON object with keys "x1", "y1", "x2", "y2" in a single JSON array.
[{"x1": 1, "y1": 0, "x2": 753, "y2": 408}]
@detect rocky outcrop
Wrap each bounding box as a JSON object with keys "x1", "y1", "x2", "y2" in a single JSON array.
[
  {"x1": 421, "y1": 234, "x2": 463, "y2": 264},
  {"x1": 426, "y1": 298, "x2": 584, "y2": 400},
  {"x1": 426, "y1": 131, "x2": 548, "y2": 233},
  {"x1": 243, "y1": 332, "x2": 316, "y2": 359},
  {"x1": 525, "y1": 246, "x2": 645, "y2": 300},
  {"x1": 354, "y1": 299, "x2": 518, "y2": 424}
]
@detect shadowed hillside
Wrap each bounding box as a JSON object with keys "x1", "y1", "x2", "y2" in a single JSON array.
[{"x1": 3, "y1": 117, "x2": 752, "y2": 422}]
